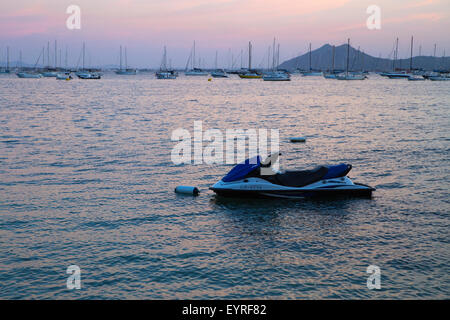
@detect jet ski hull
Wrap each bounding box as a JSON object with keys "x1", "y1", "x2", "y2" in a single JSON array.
[{"x1": 210, "y1": 177, "x2": 375, "y2": 199}]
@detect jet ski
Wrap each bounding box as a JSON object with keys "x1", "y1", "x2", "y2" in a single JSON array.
[{"x1": 210, "y1": 154, "x2": 375, "y2": 199}]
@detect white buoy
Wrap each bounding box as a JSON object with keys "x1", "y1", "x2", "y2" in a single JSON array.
[
  {"x1": 290, "y1": 137, "x2": 306, "y2": 143},
  {"x1": 175, "y1": 186, "x2": 199, "y2": 195}
]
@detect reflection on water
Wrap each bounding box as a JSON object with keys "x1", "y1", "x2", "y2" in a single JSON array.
[{"x1": 0, "y1": 73, "x2": 448, "y2": 299}]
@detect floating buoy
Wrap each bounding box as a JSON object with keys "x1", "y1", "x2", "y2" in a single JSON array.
[
  {"x1": 290, "y1": 137, "x2": 306, "y2": 143},
  {"x1": 175, "y1": 186, "x2": 200, "y2": 196},
  {"x1": 208, "y1": 78, "x2": 212, "y2": 81}
]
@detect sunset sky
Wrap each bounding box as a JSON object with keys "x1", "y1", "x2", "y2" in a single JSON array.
[{"x1": 1, "y1": 0, "x2": 449, "y2": 68}]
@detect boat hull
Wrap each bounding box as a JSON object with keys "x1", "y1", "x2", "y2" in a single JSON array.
[
  {"x1": 239, "y1": 74, "x2": 262, "y2": 79},
  {"x1": 210, "y1": 183, "x2": 374, "y2": 199},
  {"x1": 16, "y1": 72, "x2": 42, "y2": 78}
]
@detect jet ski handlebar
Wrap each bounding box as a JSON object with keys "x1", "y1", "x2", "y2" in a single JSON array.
[{"x1": 261, "y1": 152, "x2": 281, "y2": 168}]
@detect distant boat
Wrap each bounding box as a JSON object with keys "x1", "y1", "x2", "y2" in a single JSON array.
[
  {"x1": 41, "y1": 71, "x2": 58, "y2": 77},
  {"x1": 336, "y1": 39, "x2": 366, "y2": 80},
  {"x1": 56, "y1": 72, "x2": 72, "y2": 80},
  {"x1": 263, "y1": 71, "x2": 290, "y2": 81},
  {"x1": 0, "y1": 46, "x2": 11, "y2": 73},
  {"x1": 323, "y1": 45, "x2": 337, "y2": 79},
  {"x1": 41, "y1": 41, "x2": 58, "y2": 77},
  {"x1": 210, "y1": 51, "x2": 228, "y2": 78},
  {"x1": 185, "y1": 41, "x2": 208, "y2": 76},
  {"x1": 408, "y1": 75, "x2": 425, "y2": 81},
  {"x1": 77, "y1": 72, "x2": 101, "y2": 79},
  {"x1": 17, "y1": 72, "x2": 42, "y2": 78},
  {"x1": 211, "y1": 69, "x2": 228, "y2": 78},
  {"x1": 156, "y1": 46, "x2": 177, "y2": 79},
  {"x1": 302, "y1": 43, "x2": 322, "y2": 76},
  {"x1": 428, "y1": 75, "x2": 450, "y2": 81},
  {"x1": 115, "y1": 46, "x2": 137, "y2": 75},
  {"x1": 185, "y1": 68, "x2": 208, "y2": 76},
  {"x1": 239, "y1": 41, "x2": 263, "y2": 79},
  {"x1": 16, "y1": 49, "x2": 43, "y2": 78},
  {"x1": 383, "y1": 38, "x2": 411, "y2": 79},
  {"x1": 75, "y1": 43, "x2": 101, "y2": 79}
]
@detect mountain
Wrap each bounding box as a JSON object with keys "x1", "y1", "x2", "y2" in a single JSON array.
[{"x1": 279, "y1": 44, "x2": 450, "y2": 72}]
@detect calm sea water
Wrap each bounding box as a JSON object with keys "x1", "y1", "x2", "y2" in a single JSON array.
[{"x1": 0, "y1": 73, "x2": 448, "y2": 299}]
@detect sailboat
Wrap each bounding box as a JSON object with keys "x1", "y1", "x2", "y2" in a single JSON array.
[
  {"x1": 41, "y1": 41, "x2": 58, "y2": 77},
  {"x1": 115, "y1": 46, "x2": 137, "y2": 75},
  {"x1": 156, "y1": 46, "x2": 177, "y2": 79},
  {"x1": 76, "y1": 43, "x2": 101, "y2": 79},
  {"x1": 382, "y1": 38, "x2": 410, "y2": 79},
  {"x1": 323, "y1": 45, "x2": 337, "y2": 79},
  {"x1": 185, "y1": 41, "x2": 208, "y2": 76},
  {"x1": 263, "y1": 40, "x2": 290, "y2": 81},
  {"x1": 407, "y1": 37, "x2": 425, "y2": 81},
  {"x1": 16, "y1": 49, "x2": 43, "y2": 78},
  {"x1": 336, "y1": 39, "x2": 367, "y2": 80},
  {"x1": 239, "y1": 41, "x2": 262, "y2": 79},
  {"x1": 211, "y1": 51, "x2": 228, "y2": 78},
  {"x1": 302, "y1": 43, "x2": 322, "y2": 76},
  {"x1": 0, "y1": 46, "x2": 11, "y2": 73}
]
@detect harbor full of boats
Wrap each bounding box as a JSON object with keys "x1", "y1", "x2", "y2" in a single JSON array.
[{"x1": 1, "y1": 37, "x2": 449, "y2": 82}]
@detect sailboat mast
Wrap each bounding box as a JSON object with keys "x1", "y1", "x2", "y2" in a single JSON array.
[
  {"x1": 193, "y1": 41, "x2": 196, "y2": 69},
  {"x1": 248, "y1": 41, "x2": 252, "y2": 69},
  {"x1": 309, "y1": 43, "x2": 312, "y2": 71},
  {"x1": 6, "y1": 46, "x2": 9, "y2": 71},
  {"x1": 125, "y1": 47, "x2": 128, "y2": 69},
  {"x1": 277, "y1": 44, "x2": 280, "y2": 70},
  {"x1": 119, "y1": 45, "x2": 122, "y2": 70},
  {"x1": 346, "y1": 38, "x2": 350, "y2": 76},
  {"x1": 272, "y1": 38, "x2": 276, "y2": 71},
  {"x1": 240, "y1": 49, "x2": 243, "y2": 69},
  {"x1": 331, "y1": 45, "x2": 335, "y2": 72},
  {"x1": 55, "y1": 40, "x2": 57, "y2": 69},
  {"x1": 82, "y1": 42, "x2": 85, "y2": 70},
  {"x1": 47, "y1": 41, "x2": 50, "y2": 68},
  {"x1": 65, "y1": 47, "x2": 68, "y2": 70},
  {"x1": 215, "y1": 50, "x2": 218, "y2": 69},
  {"x1": 410, "y1": 36, "x2": 413, "y2": 71}
]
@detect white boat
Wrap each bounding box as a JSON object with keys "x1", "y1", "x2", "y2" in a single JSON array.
[
  {"x1": 156, "y1": 46, "x2": 177, "y2": 79},
  {"x1": 76, "y1": 72, "x2": 101, "y2": 79},
  {"x1": 211, "y1": 69, "x2": 228, "y2": 78},
  {"x1": 210, "y1": 52, "x2": 228, "y2": 78},
  {"x1": 336, "y1": 73, "x2": 367, "y2": 80},
  {"x1": 115, "y1": 46, "x2": 137, "y2": 75},
  {"x1": 302, "y1": 43, "x2": 322, "y2": 76},
  {"x1": 428, "y1": 75, "x2": 450, "y2": 81},
  {"x1": 336, "y1": 39, "x2": 366, "y2": 80},
  {"x1": 263, "y1": 71, "x2": 290, "y2": 81},
  {"x1": 41, "y1": 71, "x2": 58, "y2": 77},
  {"x1": 156, "y1": 71, "x2": 177, "y2": 79},
  {"x1": 56, "y1": 73, "x2": 72, "y2": 80},
  {"x1": 407, "y1": 75, "x2": 425, "y2": 81},
  {"x1": 16, "y1": 72, "x2": 42, "y2": 78},
  {"x1": 185, "y1": 41, "x2": 208, "y2": 76}
]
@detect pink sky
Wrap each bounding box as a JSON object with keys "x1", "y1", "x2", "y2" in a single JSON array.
[{"x1": 0, "y1": 0, "x2": 449, "y2": 67}]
